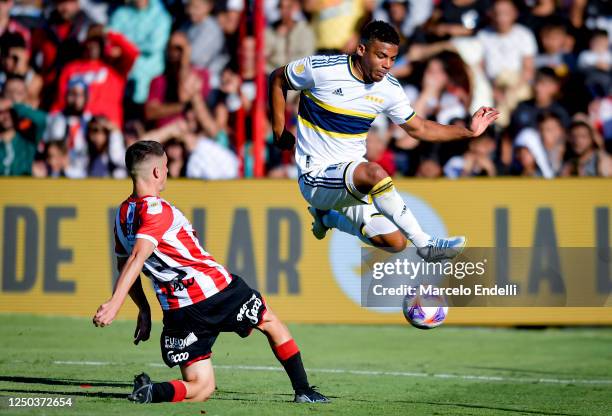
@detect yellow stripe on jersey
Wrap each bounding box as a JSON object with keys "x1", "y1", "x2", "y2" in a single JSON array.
[
  {"x1": 298, "y1": 115, "x2": 368, "y2": 139},
  {"x1": 303, "y1": 91, "x2": 377, "y2": 120}
]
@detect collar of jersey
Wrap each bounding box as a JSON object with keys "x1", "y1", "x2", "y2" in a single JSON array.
[
  {"x1": 129, "y1": 194, "x2": 156, "y2": 201},
  {"x1": 348, "y1": 55, "x2": 370, "y2": 85}
]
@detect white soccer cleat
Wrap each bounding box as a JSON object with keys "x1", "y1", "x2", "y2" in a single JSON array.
[
  {"x1": 417, "y1": 236, "x2": 467, "y2": 262},
  {"x1": 307, "y1": 206, "x2": 330, "y2": 240}
]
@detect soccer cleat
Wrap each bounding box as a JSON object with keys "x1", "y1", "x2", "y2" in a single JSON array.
[
  {"x1": 307, "y1": 206, "x2": 330, "y2": 240},
  {"x1": 416, "y1": 236, "x2": 466, "y2": 262},
  {"x1": 127, "y1": 372, "x2": 153, "y2": 404},
  {"x1": 294, "y1": 386, "x2": 330, "y2": 403}
]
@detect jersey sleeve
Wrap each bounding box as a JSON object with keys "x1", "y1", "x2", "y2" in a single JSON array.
[
  {"x1": 284, "y1": 56, "x2": 315, "y2": 90},
  {"x1": 383, "y1": 82, "x2": 417, "y2": 125},
  {"x1": 135, "y1": 198, "x2": 173, "y2": 247}
]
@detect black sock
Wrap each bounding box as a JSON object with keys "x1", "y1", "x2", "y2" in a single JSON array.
[
  {"x1": 280, "y1": 352, "x2": 310, "y2": 393},
  {"x1": 151, "y1": 382, "x2": 175, "y2": 403}
]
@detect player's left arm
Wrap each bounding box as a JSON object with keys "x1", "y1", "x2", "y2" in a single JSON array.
[
  {"x1": 400, "y1": 107, "x2": 500, "y2": 142},
  {"x1": 93, "y1": 238, "x2": 155, "y2": 327}
]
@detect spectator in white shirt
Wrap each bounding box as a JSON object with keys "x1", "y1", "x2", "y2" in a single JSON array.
[
  {"x1": 577, "y1": 29, "x2": 611, "y2": 97},
  {"x1": 477, "y1": 0, "x2": 538, "y2": 126},
  {"x1": 477, "y1": 0, "x2": 538, "y2": 83}
]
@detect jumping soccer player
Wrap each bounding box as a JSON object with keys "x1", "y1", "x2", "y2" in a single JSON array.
[
  {"x1": 269, "y1": 20, "x2": 499, "y2": 259},
  {"x1": 92, "y1": 141, "x2": 328, "y2": 404}
]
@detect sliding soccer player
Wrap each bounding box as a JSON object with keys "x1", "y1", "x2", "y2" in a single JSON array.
[{"x1": 93, "y1": 141, "x2": 328, "y2": 404}]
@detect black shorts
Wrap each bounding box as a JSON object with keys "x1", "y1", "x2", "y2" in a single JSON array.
[{"x1": 160, "y1": 275, "x2": 267, "y2": 368}]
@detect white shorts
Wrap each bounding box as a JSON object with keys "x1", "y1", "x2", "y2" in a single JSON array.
[{"x1": 298, "y1": 161, "x2": 398, "y2": 238}]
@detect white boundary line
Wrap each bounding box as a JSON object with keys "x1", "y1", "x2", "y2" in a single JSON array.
[{"x1": 52, "y1": 361, "x2": 612, "y2": 386}]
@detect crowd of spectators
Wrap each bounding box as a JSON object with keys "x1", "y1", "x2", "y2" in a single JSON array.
[{"x1": 0, "y1": 0, "x2": 610, "y2": 179}]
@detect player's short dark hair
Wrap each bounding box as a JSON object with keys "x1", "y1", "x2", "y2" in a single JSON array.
[
  {"x1": 360, "y1": 20, "x2": 400, "y2": 46},
  {"x1": 125, "y1": 140, "x2": 165, "y2": 178}
]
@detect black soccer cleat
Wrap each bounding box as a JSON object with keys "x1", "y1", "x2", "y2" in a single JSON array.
[
  {"x1": 294, "y1": 386, "x2": 330, "y2": 403},
  {"x1": 127, "y1": 372, "x2": 153, "y2": 404}
]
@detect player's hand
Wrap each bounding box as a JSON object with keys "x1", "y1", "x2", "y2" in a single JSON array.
[
  {"x1": 275, "y1": 129, "x2": 296, "y2": 151},
  {"x1": 133, "y1": 309, "x2": 151, "y2": 345},
  {"x1": 93, "y1": 300, "x2": 120, "y2": 327},
  {"x1": 469, "y1": 107, "x2": 500, "y2": 137}
]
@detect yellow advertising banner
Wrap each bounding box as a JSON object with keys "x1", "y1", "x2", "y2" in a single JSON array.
[{"x1": 0, "y1": 178, "x2": 610, "y2": 325}]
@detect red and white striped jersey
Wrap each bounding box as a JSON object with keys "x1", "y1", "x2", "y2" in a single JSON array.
[{"x1": 114, "y1": 195, "x2": 232, "y2": 310}]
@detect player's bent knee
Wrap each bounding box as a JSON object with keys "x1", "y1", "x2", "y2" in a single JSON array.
[
  {"x1": 363, "y1": 162, "x2": 390, "y2": 186},
  {"x1": 190, "y1": 380, "x2": 215, "y2": 402},
  {"x1": 360, "y1": 162, "x2": 389, "y2": 186},
  {"x1": 198, "y1": 383, "x2": 216, "y2": 402}
]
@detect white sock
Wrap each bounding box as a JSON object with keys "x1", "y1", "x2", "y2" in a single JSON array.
[
  {"x1": 370, "y1": 178, "x2": 430, "y2": 247},
  {"x1": 322, "y1": 210, "x2": 372, "y2": 246}
]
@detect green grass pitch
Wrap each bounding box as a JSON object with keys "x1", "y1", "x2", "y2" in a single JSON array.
[{"x1": 0, "y1": 314, "x2": 611, "y2": 415}]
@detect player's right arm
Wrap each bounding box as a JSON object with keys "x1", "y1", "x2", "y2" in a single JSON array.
[
  {"x1": 116, "y1": 256, "x2": 152, "y2": 344},
  {"x1": 269, "y1": 65, "x2": 295, "y2": 150},
  {"x1": 268, "y1": 56, "x2": 316, "y2": 150},
  {"x1": 93, "y1": 238, "x2": 155, "y2": 327}
]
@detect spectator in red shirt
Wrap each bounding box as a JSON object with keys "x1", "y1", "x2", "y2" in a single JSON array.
[
  {"x1": 145, "y1": 31, "x2": 217, "y2": 137},
  {"x1": 32, "y1": 0, "x2": 94, "y2": 107},
  {"x1": 51, "y1": 25, "x2": 139, "y2": 127}
]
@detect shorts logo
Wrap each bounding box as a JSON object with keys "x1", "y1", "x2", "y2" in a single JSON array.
[
  {"x1": 164, "y1": 332, "x2": 198, "y2": 350},
  {"x1": 237, "y1": 294, "x2": 263, "y2": 325},
  {"x1": 325, "y1": 163, "x2": 342, "y2": 172},
  {"x1": 167, "y1": 351, "x2": 190, "y2": 364}
]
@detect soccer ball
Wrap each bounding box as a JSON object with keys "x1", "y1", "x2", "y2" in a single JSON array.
[{"x1": 402, "y1": 293, "x2": 448, "y2": 329}]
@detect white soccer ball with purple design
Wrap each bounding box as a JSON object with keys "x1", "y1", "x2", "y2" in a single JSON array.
[{"x1": 402, "y1": 293, "x2": 448, "y2": 329}]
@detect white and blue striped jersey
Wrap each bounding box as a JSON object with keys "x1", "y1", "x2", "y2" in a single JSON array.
[{"x1": 284, "y1": 54, "x2": 416, "y2": 173}]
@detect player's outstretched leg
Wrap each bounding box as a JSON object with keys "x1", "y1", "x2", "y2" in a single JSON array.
[
  {"x1": 308, "y1": 206, "x2": 371, "y2": 245},
  {"x1": 310, "y1": 206, "x2": 408, "y2": 253},
  {"x1": 128, "y1": 360, "x2": 215, "y2": 403},
  {"x1": 353, "y1": 162, "x2": 466, "y2": 261},
  {"x1": 257, "y1": 307, "x2": 330, "y2": 403}
]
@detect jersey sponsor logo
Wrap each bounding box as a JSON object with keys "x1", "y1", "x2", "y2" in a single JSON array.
[
  {"x1": 236, "y1": 293, "x2": 263, "y2": 325},
  {"x1": 146, "y1": 198, "x2": 162, "y2": 215},
  {"x1": 164, "y1": 332, "x2": 198, "y2": 349},
  {"x1": 294, "y1": 63, "x2": 305, "y2": 75},
  {"x1": 332, "y1": 88, "x2": 343, "y2": 96},
  {"x1": 365, "y1": 95, "x2": 384, "y2": 104},
  {"x1": 167, "y1": 350, "x2": 190, "y2": 364}
]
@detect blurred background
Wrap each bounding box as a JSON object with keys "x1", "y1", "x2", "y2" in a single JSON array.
[{"x1": 0, "y1": 0, "x2": 610, "y2": 179}]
